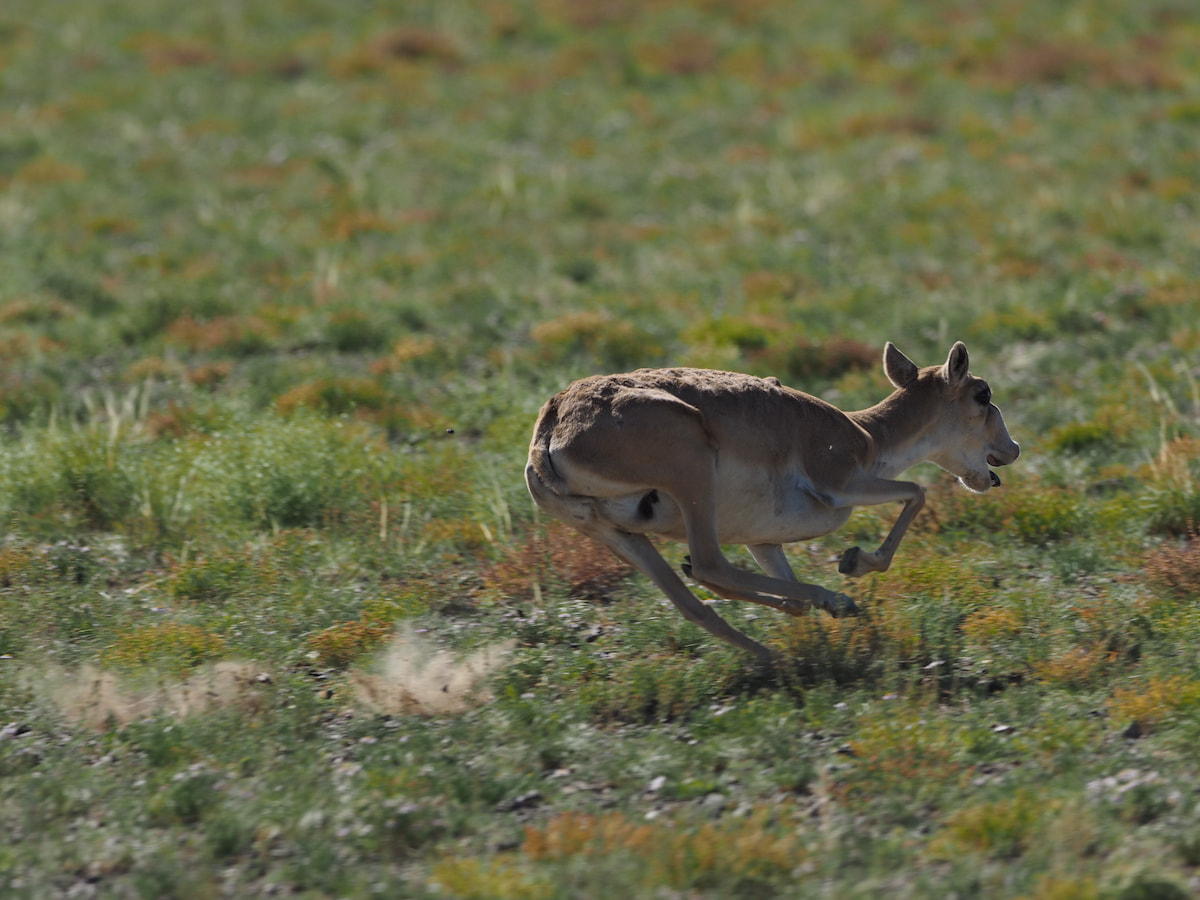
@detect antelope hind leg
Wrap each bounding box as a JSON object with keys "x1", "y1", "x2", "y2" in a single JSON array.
[
  {"x1": 673, "y1": 476, "x2": 860, "y2": 619},
  {"x1": 594, "y1": 528, "x2": 776, "y2": 662},
  {"x1": 682, "y1": 553, "x2": 859, "y2": 619}
]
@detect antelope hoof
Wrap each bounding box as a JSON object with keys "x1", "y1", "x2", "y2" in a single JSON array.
[
  {"x1": 821, "y1": 592, "x2": 860, "y2": 618},
  {"x1": 681, "y1": 555, "x2": 693, "y2": 578},
  {"x1": 838, "y1": 546, "x2": 861, "y2": 576}
]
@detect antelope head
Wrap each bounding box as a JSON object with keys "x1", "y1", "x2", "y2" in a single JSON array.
[{"x1": 884, "y1": 341, "x2": 1020, "y2": 494}]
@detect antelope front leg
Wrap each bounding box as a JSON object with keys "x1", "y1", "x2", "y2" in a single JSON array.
[{"x1": 838, "y1": 484, "x2": 926, "y2": 577}]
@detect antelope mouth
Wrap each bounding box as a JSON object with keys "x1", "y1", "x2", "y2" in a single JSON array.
[{"x1": 986, "y1": 454, "x2": 1007, "y2": 488}]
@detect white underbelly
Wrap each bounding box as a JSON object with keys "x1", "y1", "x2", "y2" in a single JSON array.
[
  {"x1": 711, "y1": 487, "x2": 852, "y2": 544},
  {"x1": 596, "y1": 469, "x2": 852, "y2": 545}
]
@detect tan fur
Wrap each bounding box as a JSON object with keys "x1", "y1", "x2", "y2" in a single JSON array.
[{"x1": 525, "y1": 342, "x2": 1020, "y2": 661}]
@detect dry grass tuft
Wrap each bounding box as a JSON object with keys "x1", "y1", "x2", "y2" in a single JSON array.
[
  {"x1": 126, "y1": 32, "x2": 218, "y2": 71},
  {"x1": 1144, "y1": 529, "x2": 1200, "y2": 600},
  {"x1": 931, "y1": 790, "x2": 1052, "y2": 859},
  {"x1": 552, "y1": 0, "x2": 641, "y2": 30},
  {"x1": 753, "y1": 335, "x2": 878, "y2": 383},
  {"x1": 184, "y1": 360, "x2": 234, "y2": 390},
  {"x1": 307, "y1": 620, "x2": 393, "y2": 668},
  {"x1": 774, "y1": 613, "x2": 891, "y2": 685},
  {"x1": 834, "y1": 709, "x2": 965, "y2": 806},
  {"x1": 956, "y1": 40, "x2": 1181, "y2": 92},
  {"x1": 1108, "y1": 675, "x2": 1200, "y2": 733},
  {"x1": 275, "y1": 376, "x2": 388, "y2": 417},
  {"x1": 368, "y1": 27, "x2": 463, "y2": 66},
  {"x1": 487, "y1": 522, "x2": 632, "y2": 602},
  {"x1": 332, "y1": 27, "x2": 464, "y2": 77},
  {"x1": 635, "y1": 30, "x2": 720, "y2": 77},
  {"x1": 510, "y1": 806, "x2": 806, "y2": 888},
  {"x1": 165, "y1": 315, "x2": 275, "y2": 356},
  {"x1": 530, "y1": 310, "x2": 662, "y2": 369},
  {"x1": 1033, "y1": 646, "x2": 1113, "y2": 689}
]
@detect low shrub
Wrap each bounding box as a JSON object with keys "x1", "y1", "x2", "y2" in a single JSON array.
[
  {"x1": 774, "y1": 613, "x2": 892, "y2": 687},
  {"x1": 1108, "y1": 675, "x2": 1200, "y2": 733},
  {"x1": 306, "y1": 620, "x2": 392, "y2": 668},
  {"x1": 530, "y1": 310, "x2": 663, "y2": 370},
  {"x1": 753, "y1": 335, "x2": 879, "y2": 384},
  {"x1": 578, "y1": 652, "x2": 742, "y2": 723},
  {"x1": 325, "y1": 309, "x2": 391, "y2": 353},
  {"x1": 835, "y1": 707, "x2": 966, "y2": 814},
  {"x1": 167, "y1": 548, "x2": 273, "y2": 604},
  {"x1": 205, "y1": 412, "x2": 386, "y2": 530},
  {"x1": 275, "y1": 376, "x2": 388, "y2": 417},
  {"x1": 1047, "y1": 420, "x2": 1111, "y2": 454},
  {"x1": 931, "y1": 790, "x2": 1053, "y2": 860},
  {"x1": 1144, "y1": 531, "x2": 1200, "y2": 600},
  {"x1": 431, "y1": 805, "x2": 808, "y2": 897},
  {"x1": 165, "y1": 314, "x2": 276, "y2": 356},
  {"x1": 103, "y1": 623, "x2": 226, "y2": 676},
  {"x1": 924, "y1": 476, "x2": 1090, "y2": 546}
]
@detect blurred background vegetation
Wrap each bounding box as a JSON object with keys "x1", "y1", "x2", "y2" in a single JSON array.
[{"x1": 2, "y1": 1, "x2": 1200, "y2": 897}]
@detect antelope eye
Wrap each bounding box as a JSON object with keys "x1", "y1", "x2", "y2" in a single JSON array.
[{"x1": 975, "y1": 385, "x2": 992, "y2": 405}]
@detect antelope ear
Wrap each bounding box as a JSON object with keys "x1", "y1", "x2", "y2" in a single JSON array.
[
  {"x1": 943, "y1": 341, "x2": 970, "y2": 387},
  {"x1": 883, "y1": 342, "x2": 919, "y2": 388}
]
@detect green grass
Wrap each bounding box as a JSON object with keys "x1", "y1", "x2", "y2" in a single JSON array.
[{"x1": 3, "y1": 0, "x2": 1200, "y2": 896}]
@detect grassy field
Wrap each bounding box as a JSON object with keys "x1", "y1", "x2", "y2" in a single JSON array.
[{"x1": 2, "y1": 0, "x2": 1200, "y2": 896}]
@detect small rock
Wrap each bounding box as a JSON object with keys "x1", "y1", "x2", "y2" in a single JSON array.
[{"x1": 496, "y1": 791, "x2": 542, "y2": 813}]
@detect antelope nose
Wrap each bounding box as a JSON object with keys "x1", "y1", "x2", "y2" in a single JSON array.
[{"x1": 988, "y1": 445, "x2": 1019, "y2": 467}]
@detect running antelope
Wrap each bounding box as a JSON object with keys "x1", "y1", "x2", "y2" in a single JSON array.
[{"x1": 525, "y1": 342, "x2": 1020, "y2": 661}]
